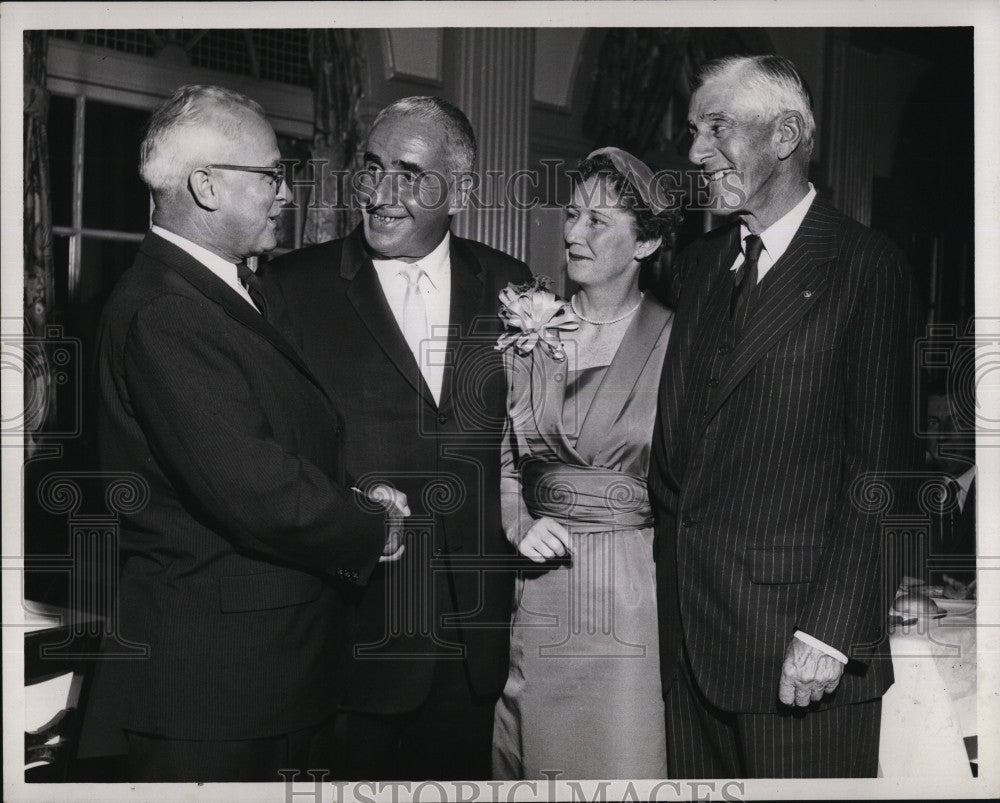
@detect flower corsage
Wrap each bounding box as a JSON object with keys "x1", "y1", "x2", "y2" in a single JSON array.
[{"x1": 494, "y1": 276, "x2": 579, "y2": 361}]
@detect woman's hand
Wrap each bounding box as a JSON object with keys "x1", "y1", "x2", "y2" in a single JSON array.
[{"x1": 516, "y1": 516, "x2": 572, "y2": 563}]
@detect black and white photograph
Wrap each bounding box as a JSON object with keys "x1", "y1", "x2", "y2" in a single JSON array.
[{"x1": 2, "y1": 2, "x2": 998, "y2": 801}]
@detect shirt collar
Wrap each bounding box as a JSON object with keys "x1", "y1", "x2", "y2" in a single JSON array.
[
  {"x1": 371, "y1": 232, "x2": 451, "y2": 289},
  {"x1": 740, "y1": 183, "x2": 817, "y2": 262},
  {"x1": 955, "y1": 465, "x2": 977, "y2": 494},
  {"x1": 151, "y1": 225, "x2": 240, "y2": 276}
]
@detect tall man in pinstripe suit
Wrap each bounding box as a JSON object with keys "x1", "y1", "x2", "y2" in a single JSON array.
[{"x1": 649, "y1": 55, "x2": 921, "y2": 777}]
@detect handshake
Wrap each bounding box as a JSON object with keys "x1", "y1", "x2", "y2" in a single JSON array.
[{"x1": 356, "y1": 483, "x2": 411, "y2": 563}]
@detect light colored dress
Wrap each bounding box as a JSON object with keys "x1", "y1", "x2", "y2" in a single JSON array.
[{"x1": 493, "y1": 296, "x2": 673, "y2": 780}]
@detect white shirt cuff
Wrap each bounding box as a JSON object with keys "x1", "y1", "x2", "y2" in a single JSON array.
[{"x1": 793, "y1": 630, "x2": 848, "y2": 664}]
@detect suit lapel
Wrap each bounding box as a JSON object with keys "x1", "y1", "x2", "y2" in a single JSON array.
[
  {"x1": 576, "y1": 297, "x2": 672, "y2": 461},
  {"x1": 340, "y1": 228, "x2": 437, "y2": 409},
  {"x1": 673, "y1": 226, "x2": 740, "y2": 453},
  {"x1": 141, "y1": 234, "x2": 329, "y2": 398},
  {"x1": 698, "y1": 197, "x2": 841, "y2": 432},
  {"x1": 438, "y1": 235, "x2": 486, "y2": 413}
]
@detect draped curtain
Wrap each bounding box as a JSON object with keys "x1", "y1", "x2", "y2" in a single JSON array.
[
  {"x1": 23, "y1": 30, "x2": 54, "y2": 450},
  {"x1": 584, "y1": 28, "x2": 773, "y2": 157},
  {"x1": 302, "y1": 29, "x2": 366, "y2": 245}
]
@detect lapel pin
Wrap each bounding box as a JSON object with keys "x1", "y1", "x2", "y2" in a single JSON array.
[{"x1": 802, "y1": 290, "x2": 813, "y2": 298}]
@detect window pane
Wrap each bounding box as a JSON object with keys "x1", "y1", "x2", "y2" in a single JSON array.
[
  {"x1": 52, "y1": 234, "x2": 70, "y2": 312},
  {"x1": 82, "y1": 100, "x2": 150, "y2": 232},
  {"x1": 79, "y1": 237, "x2": 141, "y2": 317},
  {"x1": 48, "y1": 94, "x2": 75, "y2": 228}
]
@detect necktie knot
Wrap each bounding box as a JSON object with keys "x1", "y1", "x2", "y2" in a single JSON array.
[
  {"x1": 237, "y1": 260, "x2": 268, "y2": 320},
  {"x1": 236, "y1": 260, "x2": 253, "y2": 284},
  {"x1": 399, "y1": 265, "x2": 426, "y2": 288},
  {"x1": 743, "y1": 234, "x2": 764, "y2": 264}
]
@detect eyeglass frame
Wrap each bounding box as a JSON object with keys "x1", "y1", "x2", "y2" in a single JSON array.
[{"x1": 205, "y1": 163, "x2": 286, "y2": 187}]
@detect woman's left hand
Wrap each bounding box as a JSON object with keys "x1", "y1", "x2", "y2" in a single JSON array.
[{"x1": 516, "y1": 516, "x2": 573, "y2": 563}]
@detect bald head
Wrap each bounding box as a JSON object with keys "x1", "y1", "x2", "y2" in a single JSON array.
[
  {"x1": 140, "y1": 84, "x2": 288, "y2": 262},
  {"x1": 140, "y1": 85, "x2": 270, "y2": 202}
]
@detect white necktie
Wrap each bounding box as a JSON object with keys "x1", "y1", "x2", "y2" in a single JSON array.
[{"x1": 399, "y1": 265, "x2": 428, "y2": 362}]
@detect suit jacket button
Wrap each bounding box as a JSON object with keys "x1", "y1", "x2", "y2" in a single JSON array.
[
  {"x1": 682, "y1": 516, "x2": 697, "y2": 527},
  {"x1": 437, "y1": 414, "x2": 449, "y2": 425},
  {"x1": 718, "y1": 344, "x2": 731, "y2": 355},
  {"x1": 708, "y1": 378, "x2": 719, "y2": 388}
]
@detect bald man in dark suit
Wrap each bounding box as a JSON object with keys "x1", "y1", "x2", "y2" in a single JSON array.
[
  {"x1": 264, "y1": 96, "x2": 530, "y2": 780},
  {"x1": 87, "y1": 85, "x2": 402, "y2": 782}
]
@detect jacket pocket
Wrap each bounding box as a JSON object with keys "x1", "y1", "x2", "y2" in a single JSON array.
[
  {"x1": 219, "y1": 570, "x2": 323, "y2": 612},
  {"x1": 748, "y1": 547, "x2": 820, "y2": 584}
]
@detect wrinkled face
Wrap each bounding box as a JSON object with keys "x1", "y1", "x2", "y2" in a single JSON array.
[
  {"x1": 359, "y1": 114, "x2": 458, "y2": 262},
  {"x1": 687, "y1": 71, "x2": 782, "y2": 221},
  {"x1": 209, "y1": 111, "x2": 289, "y2": 260},
  {"x1": 564, "y1": 176, "x2": 651, "y2": 288}
]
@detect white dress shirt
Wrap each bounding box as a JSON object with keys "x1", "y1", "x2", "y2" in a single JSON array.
[
  {"x1": 151, "y1": 225, "x2": 260, "y2": 314},
  {"x1": 371, "y1": 232, "x2": 452, "y2": 404},
  {"x1": 729, "y1": 184, "x2": 818, "y2": 283}
]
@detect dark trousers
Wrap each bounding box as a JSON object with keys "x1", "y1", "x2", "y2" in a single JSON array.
[
  {"x1": 328, "y1": 656, "x2": 496, "y2": 781},
  {"x1": 125, "y1": 719, "x2": 331, "y2": 782},
  {"x1": 664, "y1": 652, "x2": 881, "y2": 778}
]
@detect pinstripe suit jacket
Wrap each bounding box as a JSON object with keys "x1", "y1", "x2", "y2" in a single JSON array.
[
  {"x1": 649, "y1": 195, "x2": 922, "y2": 713},
  {"x1": 83, "y1": 232, "x2": 386, "y2": 748}
]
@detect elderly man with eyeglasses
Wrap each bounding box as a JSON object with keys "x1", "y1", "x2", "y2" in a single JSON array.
[{"x1": 84, "y1": 84, "x2": 406, "y2": 782}]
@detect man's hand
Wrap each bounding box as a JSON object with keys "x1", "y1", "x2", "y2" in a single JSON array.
[
  {"x1": 365, "y1": 484, "x2": 410, "y2": 563},
  {"x1": 515, "y1": 517, "x2": 572, "y2": 563},
  {"x1": 777, "y1": 637, "x2": 844, "y2": 707}
]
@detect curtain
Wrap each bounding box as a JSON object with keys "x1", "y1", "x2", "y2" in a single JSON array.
[
  {"x1": 23, "y1": 31, "x2": 54, "y2": 451},
  {"x1": 584, "y1": 28, "x2": 773, "y2": 157},
  {"x1": 301, "y1": 29, "x2": 366, "y2": 245}
]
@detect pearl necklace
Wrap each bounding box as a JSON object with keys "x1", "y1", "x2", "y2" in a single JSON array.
[{"x1": 570, "y1": 293, "x2": 644, "y2": 325}]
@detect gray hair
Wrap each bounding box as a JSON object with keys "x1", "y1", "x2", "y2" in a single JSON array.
[
  {"x1": 140, "y1": 84, "x2": 266, "y2": 195},
  {"x1": 368, "y1": 96, "x2": 477, "y2": 176},
  {"x1": 693, "y1": 55, "x2": 816, "y2": 153}
]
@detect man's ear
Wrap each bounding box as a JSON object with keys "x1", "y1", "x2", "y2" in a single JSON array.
[
  {"x1": 448, "y1": 171, "x2": 477, "y2": 215},
  {"x1": 188, "y1": 167, "x2": 221, "y2": 211},
  {"x1": 634, "y1": 236, "x2": 662, "y2": 262},
  {"x1": 775, "y1": 111, "x2": 805, "y2": 160}
]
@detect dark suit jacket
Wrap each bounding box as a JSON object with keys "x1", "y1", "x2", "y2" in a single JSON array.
[
  {"x1": 929, "y1": 474, "x2": 976, "y2": 577},
  {"x1": 649, "y1": 195, "x2": 922, "y2": 713},
  {"x1": 84, "y1": 232, "x2": 385, "y2": 747},
  {"x1": 263, "y1": 226, "x2": 531, "y2": 713}
]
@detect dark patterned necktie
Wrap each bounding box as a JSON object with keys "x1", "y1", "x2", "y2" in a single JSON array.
[
  {"x1": 730, "y1": 234, "x2": 764, "y2": 327},
  {"x1": 237, "y1": 260, "x2": 269, "y2": 321}
]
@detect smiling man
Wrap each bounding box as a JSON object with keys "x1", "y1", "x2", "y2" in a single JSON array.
[
  {"x1": 263, "y1": 96, "x2": 531, "y2": 780},
  {"x1": 87, "y1": 85, "x2": 399, "y2": 782},
  {"x1": 648, "y1": 56, "x2": 922, "y2": 777}
]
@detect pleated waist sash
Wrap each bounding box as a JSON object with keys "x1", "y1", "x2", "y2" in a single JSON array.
[{"x1": 521, "y1": 460, "x2": 653, "y2": 533}]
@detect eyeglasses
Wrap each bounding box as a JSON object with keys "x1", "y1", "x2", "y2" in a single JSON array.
[{"x1": 206, "y1": 163, "x2": 285, "y2": 187}]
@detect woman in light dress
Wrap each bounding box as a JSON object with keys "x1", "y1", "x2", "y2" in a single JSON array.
[{"x1": 493, "y1": 148, "x2": 680, "y2": 779}]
